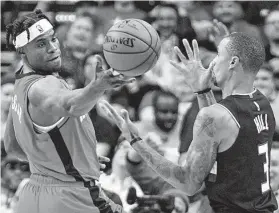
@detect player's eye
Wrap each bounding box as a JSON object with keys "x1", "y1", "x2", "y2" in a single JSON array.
[{"x1": 37, "y1": 42, "x2": 46, "y2": 48}]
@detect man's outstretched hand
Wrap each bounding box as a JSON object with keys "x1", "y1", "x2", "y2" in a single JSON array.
[
  {"x1": 170, "y1": 39, "x2": 215, "y2": 93},
  {"x1": 98, "y1": 100, "x2": 140, "y2": 142}
]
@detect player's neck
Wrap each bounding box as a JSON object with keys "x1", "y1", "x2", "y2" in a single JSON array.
[
  {"x1": 22, "y1": 60, "x2": 59, "y2": 76},
  {"x1": 222, "y1": 78, "x2": 255, "y2": 99}
]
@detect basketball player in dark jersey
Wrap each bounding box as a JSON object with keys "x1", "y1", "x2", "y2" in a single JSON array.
[
  {"x1": 4, "y1": 10, "x2": 135, "y2": 213},
  {"x1": 99, "y1": 22, "x2": 278, "y2": 212}
]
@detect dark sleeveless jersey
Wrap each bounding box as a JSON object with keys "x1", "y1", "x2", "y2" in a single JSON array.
[
  {"x1": 10, "y1": 67, "x2": 100, "y2": 182},
  {"x1": 205, "y1": 90, "x2": 278, "y2": 213}
]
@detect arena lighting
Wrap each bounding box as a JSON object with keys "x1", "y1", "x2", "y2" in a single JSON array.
[{"x1": 55, "y1": 13, "x2": 76, "y2": 22}]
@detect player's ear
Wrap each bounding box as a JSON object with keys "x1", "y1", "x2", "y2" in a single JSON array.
[
  {"x1": 229, "y1": 56, "x2": 240, "y2": 70},
  {"x1": 16, "y1": 47, "x2": 25, "y2": 55}
]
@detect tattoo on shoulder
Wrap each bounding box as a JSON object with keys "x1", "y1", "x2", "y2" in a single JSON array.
[{"x1": 195, "y1": 112, "x2": 217, "y2": 138}]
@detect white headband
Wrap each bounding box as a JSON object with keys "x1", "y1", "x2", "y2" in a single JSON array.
[{"x1": 13, "y1": 19, "x2": 53, "y2": 49}]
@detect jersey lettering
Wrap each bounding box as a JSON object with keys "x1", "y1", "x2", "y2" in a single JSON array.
[
  {"x1": 253, "y1": 101, "x2": 260, "y2": 111},
  {"x1": 254, "y1": 114, "x2": 269, "y2": 133},
  {"x1": 11, "y1": 95, "x2": 22, "y2": 123},
  {"x1": 258, "y1": 143, "x2": 270, "y2": 194}
]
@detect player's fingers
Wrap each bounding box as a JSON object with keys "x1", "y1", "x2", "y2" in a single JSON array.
[
  {"x1": 100, "y1": 163, "x2": 106, "y2": 170},
  {"x1": 121, "y1": 109, "x2": 131, "y2": 124},
  {"x1": 169, "y1": 60, "x2": 184, "y2": 73},
  {"x1": 192, "y1": 39, "x2": 200, "y2": 61},
  {"x1": 208, "y1": 61, "x2": 215, "y2": 73},
  {"x1": 98, "y1": 156, "x2": 110, "y2": 163},
  {"x1": 182, "y1": 39, "x2": 194, "y2": 60},
  {"x1": 98, "y1": 101, "x2": 121, "y2": 128},
  {"x1": 101, "y1": 100, "x2": 125, "y2": 126},
  {"x1": 174, "y1": 46, "x2": 187, "y2": 63},
  {"x1": 112, "y1": 78, "x2": 136, "y2": 88}
]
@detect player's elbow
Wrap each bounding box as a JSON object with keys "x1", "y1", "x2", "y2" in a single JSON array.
[{"x1": 65, "y1": 104, "x2": 82, "y2": 117}]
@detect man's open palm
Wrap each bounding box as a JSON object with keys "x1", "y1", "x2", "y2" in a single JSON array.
[{"x1": 170, "y1": 39, "x2": 215, "y2": 92}]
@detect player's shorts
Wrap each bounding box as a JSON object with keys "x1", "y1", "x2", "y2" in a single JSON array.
[{"x1": 14, "y1": 174, "x2": 124, "y2": 213}]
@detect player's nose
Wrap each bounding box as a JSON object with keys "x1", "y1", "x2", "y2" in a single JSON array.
[{"x1": 48, "y1": 41, "x2": 58, "y2": 53}]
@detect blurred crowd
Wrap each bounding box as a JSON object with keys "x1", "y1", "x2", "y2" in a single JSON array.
[{"x1": 1, "y1": 1, "x2": 279, "y2": 213}]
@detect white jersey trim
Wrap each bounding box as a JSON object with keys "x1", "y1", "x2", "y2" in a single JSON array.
[{"x1": 33, "y1": 117, "x2": 65, "y2": 133}]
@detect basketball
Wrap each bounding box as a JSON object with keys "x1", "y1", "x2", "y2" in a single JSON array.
[{"x1": 103, "y1": 19, "x2": 161, "y2": 77}]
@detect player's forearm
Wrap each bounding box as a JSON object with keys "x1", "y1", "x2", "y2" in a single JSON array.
[
  {"x1": 63, "y1": 80, "x2": 106, "y2": 116},
  {"x1": 196, "y1": 90, "x2": 216, "y2": 109},
  {"x1": 131, "y1": 138, "x2": 199, "y2": 195}
]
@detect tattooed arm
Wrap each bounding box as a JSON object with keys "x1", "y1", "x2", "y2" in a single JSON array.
[
  {"x1": 99, "y1": 101, "x2": 237, "y2": 195},
  {"x1": 131, "y1": 105, "x2": 224, "y2": 195}
]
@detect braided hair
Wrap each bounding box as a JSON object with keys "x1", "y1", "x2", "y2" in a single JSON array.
[{"x1": 6, "y1": 9, "x2": 51, "y2": 50}]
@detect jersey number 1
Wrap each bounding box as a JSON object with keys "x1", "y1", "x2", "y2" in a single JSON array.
[{"x1": 258, "y1": 143, "x2": 270, "y2": 194}]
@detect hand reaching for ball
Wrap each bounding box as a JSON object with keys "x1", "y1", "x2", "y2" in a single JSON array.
[{"x1": 98, "y1": 69, "x2": 136, "y2": 90}]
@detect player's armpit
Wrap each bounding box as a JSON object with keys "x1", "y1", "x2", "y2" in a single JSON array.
[
  {"x1": 4, "y1": 106, "x2": 28, "y2": 161},
  {"x1": 131, "y1": 106, "x2": 224, "y2": 195},
  {"x1": 28, "y1": 75, "x2": 105, "y2": 117}
]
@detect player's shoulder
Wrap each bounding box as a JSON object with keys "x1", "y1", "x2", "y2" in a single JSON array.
[
  {"x1": 29, "y1": 75, "x2": 64, "y2": 94},
  {"x1": 28, "y1": 75, "x2": 67, "y2": 103},
  {"x1": 198, "y1": 104, "x2": 238, "y2": 129},
  {"x1": 198, "y1": 104, "x2": 229, "y2": 120}
]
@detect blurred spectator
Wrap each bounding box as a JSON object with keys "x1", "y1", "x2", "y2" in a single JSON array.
[
  {"x1": 108, "y1": 75, "x2": 161, "y2": 121},
  {"x1": 179, "y1": 89, "x2": 222, "y2": 163},
  {"x1": 271, "y1": 142, "x2": 279, "y2": 213},
  {"x1": 174, "y1": 1, "x2": 212, "y2": 21},
  {"x1": 96, "y1": 1, "x2": 146, "y2": 35},
  {"x1": 253, "y1": 64, "x2": 279, "y2": 141},
  {"x1": 263, "y1": 7, "x2": 279, "y2": 70},
  {"x1": 124, "y1": 90, "x2": 183, "y2": 196},
  {"x1": 1, "y1": 155, "x2": 30, "y2": 212},
  {"x1": 1, "y1": 73, "x2": 15, "y2": 160},
  {"x1": 53, "y1": 1, "x2": 103, "y2": 47},
  {"x1": 125, "y1": 132, "x2": 174, "y2": 196},
  {"x1": 212, "y1": 1, "x2": 262, "y2": 40},
  {"x1": 60, "y1": 12, "x2": 99, "y2": 88},
  {"x1": 145, "y1": 3, "x2": 196, "y2": 94},
  {"x1": 254, "y1": 64, "x2": 275, "y2": 99},
  {"x1": 137, "y1": 89, "x2": 182, "y2": 162},
  {"x1": 75, "y1": 1, "x2": 99, "y2": 17},
  {"x1": 80, "y1": 52, "x2": 121, "y2": 166},
  {"x1": 100, "y1": 141, "x2": 143, "y2": 213}
]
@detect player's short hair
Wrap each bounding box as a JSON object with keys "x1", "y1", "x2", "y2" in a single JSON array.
[
  {"x1": 225, "y1": 32, "x2": 265, "y2": 73},
  {"x1": 6, "y1": 9, "x2": 51, "y2": 51},
  {"x1": 152, "y1": 89, "x2": 179, "y2": 108}
]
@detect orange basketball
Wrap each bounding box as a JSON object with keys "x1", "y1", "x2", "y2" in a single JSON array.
[{"x1": 103, "y1": 19, "x2": 161, "y2": 77}]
